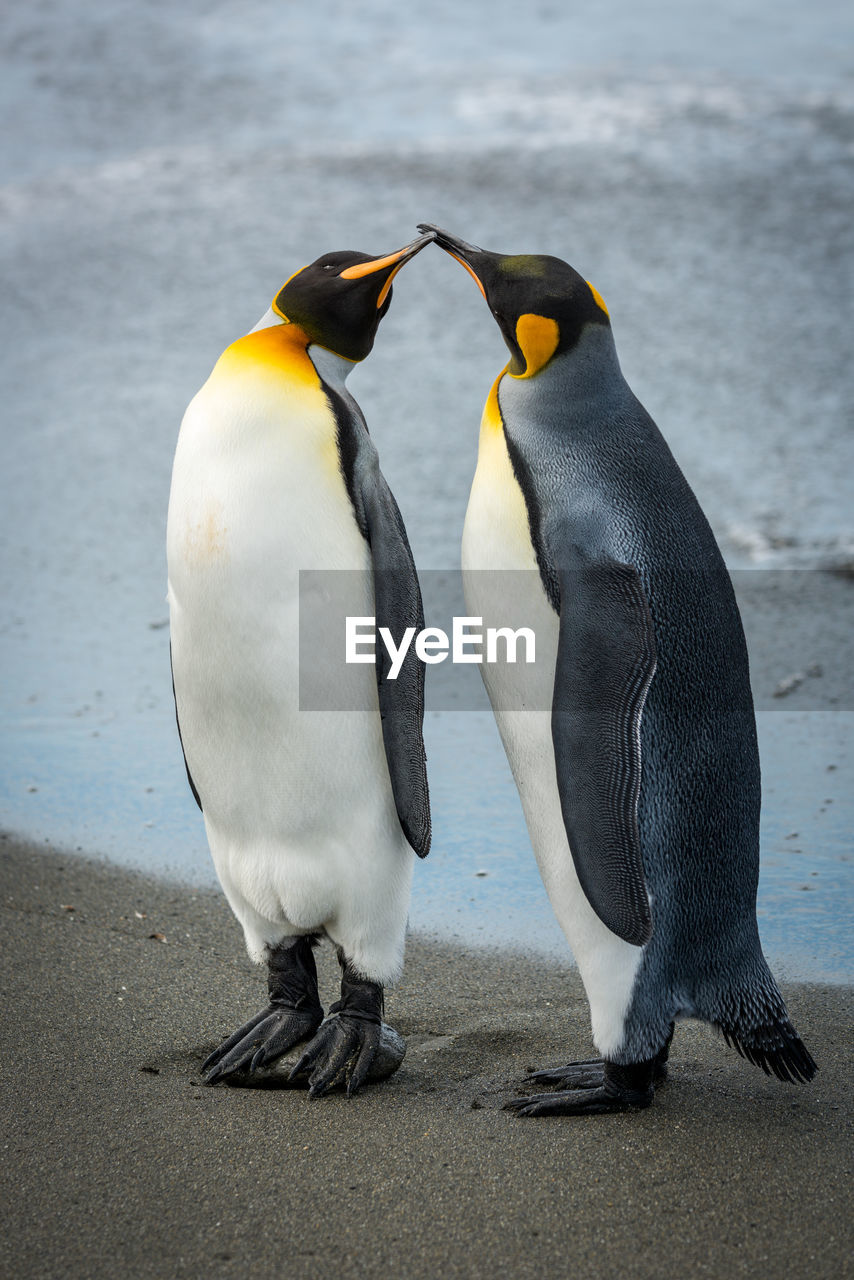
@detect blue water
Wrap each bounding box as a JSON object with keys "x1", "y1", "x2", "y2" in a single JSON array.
[
  {"x1": 422, "y1": 711, "x2": 853, "y2": 983},
  {"x1": 2, "y1": 697, "x2": 850, "y2": 982},
  {"x1": 1, "y1": 0, "x2": 852, "y2": 981}
]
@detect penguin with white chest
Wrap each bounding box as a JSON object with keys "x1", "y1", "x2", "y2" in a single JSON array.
[
  {"x1": 167, "y1": 233, "x2": 433, "y2": 1095},
  {"x1": 420, "y1": 224, "x2": 817, "y2": 1115}
]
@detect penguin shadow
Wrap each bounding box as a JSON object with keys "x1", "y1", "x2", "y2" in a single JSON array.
[
  {"x1": 136, "y1": 1025, "x2": 831, "y2": 1119},
  {"x1": 386, "y1": 1016, "x2": 593, "y2": 1109},
  {"x1": 137, "y1": 1044, "x2": 228, "y2": 1087}
]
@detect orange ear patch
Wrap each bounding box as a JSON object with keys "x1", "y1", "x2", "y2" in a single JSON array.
[
  {"x1": 587, "y1": 281, "x2": 610, "y2": 317},
  {"x1": 513, "y1": 313, "x2": 560, "y2": 378}
]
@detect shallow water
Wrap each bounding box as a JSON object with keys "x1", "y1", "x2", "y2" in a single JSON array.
[
  {"x1": 2, "y1": 702, "x2": 850, "y2": 982},
  {"x1": 1, "y1": 0, "x2": 852, "y2": 980}
]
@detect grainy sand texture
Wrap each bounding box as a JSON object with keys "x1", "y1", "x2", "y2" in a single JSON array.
[{"x1": 1, "y1": 837, "x2": 850, "y2": 1280}]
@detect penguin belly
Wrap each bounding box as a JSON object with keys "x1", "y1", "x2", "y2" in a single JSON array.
[
  {"x1": 461, "y1": 387, "x2": 642, "y2": 1055},
  {"x1": 167, "y1": 346, "x2": 413, "y2": 983}
]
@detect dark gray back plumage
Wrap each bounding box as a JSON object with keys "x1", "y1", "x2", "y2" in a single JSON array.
[{"x1": 498, "y1": 325, "x2": 814, "y2": 1078}]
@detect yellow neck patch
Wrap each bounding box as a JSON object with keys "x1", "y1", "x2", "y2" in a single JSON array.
[
  {"x1": 217, "y1": 322, "x2": 318, "y2": 389},
  {"x1": 482, "y1": 366, "x2": 509, "y2": 432},
  {"x1": 510, "y1": 313, "x2": 560, "y2": 379},
  {"x1": 587, "y1": 281, "x2": 609, "y2": 317}
]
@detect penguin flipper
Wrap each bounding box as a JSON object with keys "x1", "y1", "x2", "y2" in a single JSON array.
[
  {"x1": 170, "y1": 644, "x2": 202, "y2": 812},
  {"x1": 551, "y1": 554, "x2": 656, "y2": 945},
  {"x1": 359, "y1": 469, "x2": 431, "y2": 859}
]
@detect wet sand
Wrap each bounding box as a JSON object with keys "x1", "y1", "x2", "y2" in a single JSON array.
[{"x1": 1, "y1": 836, "x2": 850, "y2": 1279}]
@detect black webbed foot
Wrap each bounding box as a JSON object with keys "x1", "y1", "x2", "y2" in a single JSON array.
[
  {"x1": 523, "y1": 1058, "x2": 607, "y2": 1090},
  {"x1": 289, "y1": 955, "x2": 384, "y2": 1098},
  {"x1": 202, "y1": 1005, "x2": 325, "y2": 1083},
  {"x1": 506, "y1": 1052, "x2": 666, "y2": 1117},
  {"x1": 504, "y1": 1081, "x2": 652, "y2": 1117},
  {"x1": 519, "y1": 1024, "x2": 673, "y2": 1098},
  {"x1": 524, "y1": 1055, "x2": 668, "y2": 1091},
  {"x1": 290, "y1": 1014, "x2": 381, "y2": 1097},
  {"x1": 203, "y1": 934, "x2": 323, "y2": 1085}
]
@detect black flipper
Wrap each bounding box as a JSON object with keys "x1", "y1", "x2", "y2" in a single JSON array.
[
  {"x1": 170, "y1": 643, "x2": 202, "y2": 812},
  {"x1": 320, "y1": 375, "x2": 430, "y2": 858},
  {"x1": 550, "y1": 551, "x2": 657, "y2": 946},
  {"x1": 359, "y1": 468, "x2": 431, "y2": 857}
]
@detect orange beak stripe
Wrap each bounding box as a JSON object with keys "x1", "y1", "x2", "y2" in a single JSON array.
[
  {"x1": 376, "y1": 262, "x2": 405, "y2": 308},
  {"x1": 339, "y1": 248, "x2": 413, "y2": 281},
  {"x1": 447, "y1": 251, "x2": 486, "y2": 298},
  {"x1": 339, "y1": 245, "x2": 425, "y2": 309}
]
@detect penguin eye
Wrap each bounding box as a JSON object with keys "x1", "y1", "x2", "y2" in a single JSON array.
[{"x1": 322, "y1": 264, "x2": 337, "y2": 272}]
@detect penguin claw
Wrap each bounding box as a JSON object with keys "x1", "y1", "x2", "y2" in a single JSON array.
[
  {"x1": 523, "y1": 1051, "x2": 669, "y2": 1092},
  {"x1": 507, "y1": 1057, "x2": 660, "y2": 1115},
  {"x1": 346, "y1": 1022, "x2": 382, "y2": 1098},
  {"x1": 504, "y1": 1085, "x2": 653, "y2": 1117},
  {"x1": 289, "y1": 1014, "x2": 381, "y2": 1098},
  {"x1": 202, "y1": 1004, "x2": 323, "y2": 1085},
  {"x1": 524, "y1": 1060, "x2": 605, "y2": 1090},
  {"x1": 201, "y1": 1007, "x2": 271, "y2": 1075}
]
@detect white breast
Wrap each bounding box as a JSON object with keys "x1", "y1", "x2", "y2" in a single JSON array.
[
  {"x1": 462, "y1": 382, "x2": 642, "y2": 1055},
  {"x1": 166, "y1": 353, "x2": 412, "y2": 982}
]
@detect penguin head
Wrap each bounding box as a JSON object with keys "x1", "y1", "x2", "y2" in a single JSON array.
[
  {"x1": 418, "y1": 224, "x2": 611, "y2": 378},
  {"x1": 272, "y1": 232, "x2": 434, "y2": 362}
]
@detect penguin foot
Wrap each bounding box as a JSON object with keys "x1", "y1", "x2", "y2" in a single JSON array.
[
  {"x1": 203, "y1": 1004, "x2": 325, "y2": 1084},
  {"x1": 289, "y1": 1013, "x2": 381, "y2": 1097},
  {"x1": 289, "y1": 958, "x2": 385, "y2": 1098},
  {"x1": 523, "y1": 1053, "x2": 668, "y2": 1091},
  {"x1": 504, "y1": 1084, "x2": 653, "y2": 1117},
  {"x1": 523, "y1": 1059, "x2": 608, "y2": 1090},
  {"x1": 203, "y1": 934, "x2": 324, "y2": 1085},
  {"x1": 521, "y1": 1026, "x2": 674, "y2": 1096},
  {"x1": 505, "y1": 1059, "x2": 657, "y2": 1117}
]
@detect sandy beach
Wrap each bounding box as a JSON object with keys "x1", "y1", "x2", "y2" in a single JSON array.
[{"x1": 1, "y1": 835, "x2": 850, "y2": 1279}]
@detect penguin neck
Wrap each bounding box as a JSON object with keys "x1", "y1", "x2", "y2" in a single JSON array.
[
  {"x1": 499, "y1": 323, "x2": 629, "y2": 424},
  {"x1": 239, "y1": 313, "x2": 357, "y2": 391},
  {"x1": 247, "y1": 306, "x2": 285, "y2": 334},
  {"x1": 307, "y1": 344, "x2": 358, "y2": 391}
]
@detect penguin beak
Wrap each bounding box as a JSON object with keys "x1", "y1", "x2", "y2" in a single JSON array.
[
  {"x1": 417, "y1": 223, "x2": 488, "y2": 299},
  {"x1": 339, "y1": 232, "x2": 436, "y2": 307}
]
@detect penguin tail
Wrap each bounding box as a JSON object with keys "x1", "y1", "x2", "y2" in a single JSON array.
[
  {"x1": 719, "y1": 1020, "x2": 817, "y2": 1083},
  {"x1": 714, "y1": 978, "x2": 818, "y2": 1083}
]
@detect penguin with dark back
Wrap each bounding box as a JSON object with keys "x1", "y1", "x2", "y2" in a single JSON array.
[{"x1": 419, "y1": 223, "x2": 817, "y2": 1115}]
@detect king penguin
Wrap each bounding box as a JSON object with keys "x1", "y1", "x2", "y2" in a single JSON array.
[
  {"x1": 419, "y1": 223, "x2": 817, "y2": 1115},
  {"x1": 167, "y1": 232, "x2": 434, "y2": 1096}
]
